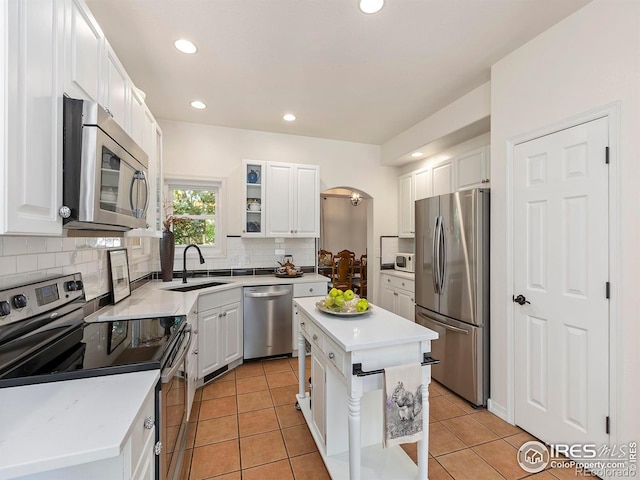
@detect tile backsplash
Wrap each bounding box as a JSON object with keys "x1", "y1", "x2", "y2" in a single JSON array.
[{"x1": 0, "y1": 235, "x2": 316, "y2": 300}]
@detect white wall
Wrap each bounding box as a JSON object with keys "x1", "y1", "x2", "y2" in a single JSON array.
[
  {"x1": 0, "y1": 236, "x2": 155, "y2": 300},
  {"x1": 159, "y1": 120, "x2": 397, "y2": 302},
  {"x1": 490, "y1": 0, "x2": 640, "y2": 445}
]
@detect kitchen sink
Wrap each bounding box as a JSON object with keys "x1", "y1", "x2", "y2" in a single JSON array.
[{"x1": 166, "y1": 281, "x2": 228, "y2": 292}]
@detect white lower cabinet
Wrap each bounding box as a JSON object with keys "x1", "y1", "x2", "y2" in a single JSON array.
[
  {"x1": 186, "y1": 307, "x2": 199, "y2": 420},
  {"x1": 25, "y1": 379, "x2": 158, "y2": 480},
  {"x1": 379, "y1": 273, "x2": 415, "y2": 321},
  {"x1": 293, "y1": 281, "x2": 329, "y2": 356},
  {"x1": 197, "y1": 288, "x2": 243, "y2": 380},
  {"x1": 311, "y1": 351, "x2": 326, "y2": 445}
]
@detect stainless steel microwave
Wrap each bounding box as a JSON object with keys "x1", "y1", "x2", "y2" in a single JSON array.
[{"x1": 61, "y1": 97, "x2": 149, "y2": 231}]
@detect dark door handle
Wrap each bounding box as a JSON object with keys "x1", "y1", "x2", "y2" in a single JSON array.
[{"x1": 513, "y1": 294, "x2": 530, "y2": 305}]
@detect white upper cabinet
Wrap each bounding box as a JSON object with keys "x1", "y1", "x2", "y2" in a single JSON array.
[
  {"x1": 398, "y1": 167, "x2": 431, "y2": 238},
  {"x1": 456, "y1": 145, "x2": 490, "y2": 190},
  {"x1": 414, "y1": 167, "x2": 432, "y2": 201},
  {"x1": 265, "y1": 162, "x2": 320, "y2": 238},
  {"x1": 2, "y1": 0, "x2": 65, "y2": 235},
  {"x1": 101, "y1": 40, "x2": 129, "y2": 132},
  {"x1": 242, "y1": 160, "x2": 266, "y2": 237},
  {"x1": 431, "y1": 159, "x2": 455, "y2": 197},
  {"x1": 63, "y1": 0, "x2": 103, "y2": 102},
  {"x1": 129, "y1": 86, "x2": 146, "y2": 151},
  {"x1": 293, "y1": 164, "x2": 320, "y2": 237}
]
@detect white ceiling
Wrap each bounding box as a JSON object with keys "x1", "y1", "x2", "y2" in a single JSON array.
[{"x1": 86, "y1": 0, "x2": 590, "y2": 147}]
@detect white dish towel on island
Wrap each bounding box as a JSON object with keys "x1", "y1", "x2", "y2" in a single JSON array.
[{"x1": 383, "y1": 364, "x2": 424, "y2": 448}]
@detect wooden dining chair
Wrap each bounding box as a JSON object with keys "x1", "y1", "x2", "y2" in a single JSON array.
[
  {"x1": 330, "y1": 250, "x2": 355, "y2": 291},
  {"x1": 357, "y1": 254, "x2": 367, "y2": 298}
]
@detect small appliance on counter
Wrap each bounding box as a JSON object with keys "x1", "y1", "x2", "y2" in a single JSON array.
[{"x1": 394, "y1": 253, "x2": 415, "y2": 273}]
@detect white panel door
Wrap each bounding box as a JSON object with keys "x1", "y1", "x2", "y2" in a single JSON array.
[
  {"x1": 294, "y1": 165, "x2": 320, "y2": 237},
  {"x1": 265, "y1": 162, "x2": 294, "y2": 236},
  {"x1": 396, "y1": 289, "x2": 415, "y2": 322},
  {"x1": 513, "y1": 117, "x2": 609, "y2": 448}
]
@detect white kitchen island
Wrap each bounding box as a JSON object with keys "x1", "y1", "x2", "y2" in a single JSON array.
[{"x1": 294, "y1": 297, "x2": 439, "y2": 480}]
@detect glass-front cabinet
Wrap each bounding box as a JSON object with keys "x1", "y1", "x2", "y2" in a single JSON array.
[{"x1": 242, "y1": 159, "x2": 265, "y2": 237}]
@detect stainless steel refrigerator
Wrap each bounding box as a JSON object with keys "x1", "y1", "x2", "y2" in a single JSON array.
[{"x1": 415, "y1": 188, "x2": 489, "y2": 406}]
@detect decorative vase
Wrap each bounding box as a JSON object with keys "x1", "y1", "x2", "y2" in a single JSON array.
[{"x1": 159, "y1": 230, "x2": 175, "y2": 282}]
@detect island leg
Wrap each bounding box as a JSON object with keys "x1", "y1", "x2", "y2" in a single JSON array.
[
  {"x1": 348, "y1": 394, "x2": 362, "y2": 480},
  {"x1": 417, "y1": 378, "x2": 430, "y2": 479},
  {"x1": 298, "y1": 332, "x2": 306, "y2": 400}
]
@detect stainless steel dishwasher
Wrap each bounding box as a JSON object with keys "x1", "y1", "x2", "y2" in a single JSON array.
[{"x1": 243, "y1": 284, "x2": 293, "y2": 359}]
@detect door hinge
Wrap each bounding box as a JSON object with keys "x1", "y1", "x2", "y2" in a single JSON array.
[
  {"x1": 606, "y1": 282, "x2": 610, "y2": 299},
  {"x1": 605, "y1": 146, "x2": 610, "y2": 164},
  {"x1": 606, "y1": 416, "x2": 610, "y2": 434}
]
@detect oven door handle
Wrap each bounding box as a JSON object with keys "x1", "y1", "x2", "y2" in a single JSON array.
[{"x1": 161, "y1": 325, "x2": 192, "y2": 383}]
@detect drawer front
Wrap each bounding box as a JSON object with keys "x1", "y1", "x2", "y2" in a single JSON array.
[
  {"x1": 382, "y1": 274, "x2": 415, "y2": 292},
  {"x1": 323, "y1": 335, "x2": 345, "y2": 378},
  {"x1": 294, "y1": 281, "x2": 328, "y2": 298},
  {"x1": 130, "y1": 386, "x2": 156, "y2": 473},
  {"x1": 198, "y1": 287, "x2": 241, "y2": 312},
  {"x1": 298, "y1": 309, "x2": 311, "y2": 335},
  {"x1": 306, "y1": 320, "x2": 324, "y2": 351}
]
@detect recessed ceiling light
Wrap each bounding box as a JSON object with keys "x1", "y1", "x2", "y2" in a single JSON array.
[
  {"x1": 174, "y1": 39, "x2": 197, "y2": 54},
  {"x1": 411, "y1": 152, "x2": 423, "y2": 158},
  {"x1": 359, "y1": 0, "x2": 384, "y2": 14},
  {"x1": 190, "y1": 100, "x2": 206, "y2": 110},
  {"x1": 283, "y1": 113, "x2": 296, "y2": 122}
]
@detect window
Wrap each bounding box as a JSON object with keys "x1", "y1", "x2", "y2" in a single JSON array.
[{"x1": 165, "y1": 178, "x2": 226, "y2": 255}]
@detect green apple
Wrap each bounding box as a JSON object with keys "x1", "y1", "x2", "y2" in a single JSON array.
[
  {"x1": 356, "y1": 299, "x2": 369, "y2": 312},
  {"x1": 324, "y1": 295, "x2": 334, "y2": 307},
  {"x1": 343, "y1": 289, "x2": 355, "y2": 301},
  {"x1": 329, "y1": 288, "x2": 341, "y2": 298},
  {"x1": 334, "y1": 295, "x2": 345, "y2": 307}
]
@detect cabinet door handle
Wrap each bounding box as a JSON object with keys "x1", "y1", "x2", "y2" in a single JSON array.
[
  {"x1": 300, "y1": 322, "x2": 305, "y2": 326},
  {"x1": 328, "y1": 352, "x2": 335, "y2": 359},
  {"x1": 144, "y1": 416, "x2": 154, "y2": 429},
  {"x1": 193, "y1": 329, "x2": 198, "y2": 334},
  {"x1": 194, "y1": 349, "x2": 198, "y2": 355},
  {"x1": 309, "y1": 288, "x2": 313, "y2": 292},
  {"x1": 312, "y1": 334, "x2": 318, "y2": 340}
]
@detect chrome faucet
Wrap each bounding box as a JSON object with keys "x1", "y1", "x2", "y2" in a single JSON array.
[{"x1": 182, "y1": 244, "x2": 205, "y2": 283}]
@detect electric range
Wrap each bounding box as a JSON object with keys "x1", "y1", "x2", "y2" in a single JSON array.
[{"x1": 0, "y1": 273, "x2": 187, "y2": 388}]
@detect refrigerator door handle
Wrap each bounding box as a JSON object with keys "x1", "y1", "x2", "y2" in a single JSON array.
[
  {"x1": 439, "y1": 216, "x2": 446, "y2": 294},
  {"x1": 433, "y1": 216, "x2": 441, "y2": 294},
  {"x1": 417, "y1": 311, "x2": 469, "y2": 335}
]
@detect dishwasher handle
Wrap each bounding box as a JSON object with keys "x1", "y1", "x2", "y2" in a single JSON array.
[{"x1": 244, "y1": 289, "x2": 291, "y2": 299}]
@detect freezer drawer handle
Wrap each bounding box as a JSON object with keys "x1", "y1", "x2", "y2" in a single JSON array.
[
  {"x1": 417, "y1": 312, "x2": 469, "y2": 335},
  {"x1": 352, "y1": 353, "x2": 441, "y2": 377}
]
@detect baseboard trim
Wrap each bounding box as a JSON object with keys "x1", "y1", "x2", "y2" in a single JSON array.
[{"x1": 487, "y1": 398, "x2": 509, "y2": 423}]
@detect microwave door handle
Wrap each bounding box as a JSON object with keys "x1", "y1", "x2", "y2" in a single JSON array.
[
  {"x1": 129, "y1": 174, "x2": 136, "y2": 216},
  {"x1": 138, "y1": 171, "x2": 149, "y2": 217},
  {"x1": 432, "y1": 216, "x2": 440, "y2": 294}
]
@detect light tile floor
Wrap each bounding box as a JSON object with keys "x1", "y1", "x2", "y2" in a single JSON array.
[{"x1": 179, "y1": 357, "x2": 593, "y2": 479}]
